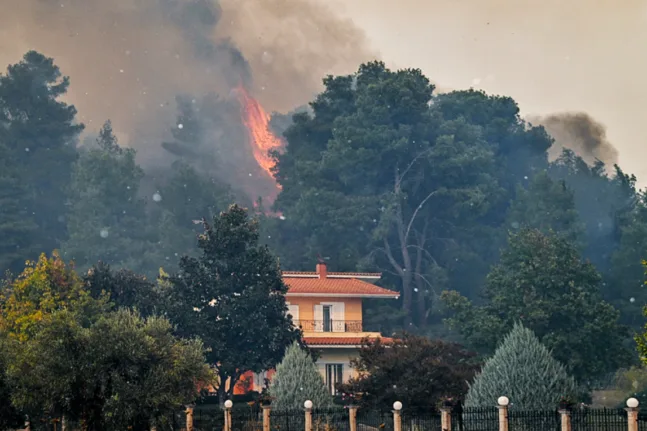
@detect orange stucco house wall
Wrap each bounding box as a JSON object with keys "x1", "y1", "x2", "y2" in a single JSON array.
[{"x1": 233, "y1": 262, "x2": 399, "y2": 395}]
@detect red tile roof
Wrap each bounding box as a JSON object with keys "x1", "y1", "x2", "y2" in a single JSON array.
[
  {"x1": 282, "y1": 263, "x2": 398, "y2": 298},
  {"x1": 284, "y1": 277, "x2": 399, "y2": 298},
  {"x1": 303, "y1": 336, "x2": 394, "y2": 346}
]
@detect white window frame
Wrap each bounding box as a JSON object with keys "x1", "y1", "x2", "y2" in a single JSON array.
[{"x1": 324, "y1": 363, "x2": 344, "y2": 395}]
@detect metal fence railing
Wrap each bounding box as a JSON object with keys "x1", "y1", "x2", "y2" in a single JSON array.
[
  {"x1": 401, "y1": 410, "x2": 441, "y2": 431},
  {"x1": 193, "y1": 406, "x2": 225, "y2": 431},
  {"x1": 311, "y1": 408, "x2": 349, "y2": 431},
  {"x1": 452, "y1": 407, "x2": 499, "y2": 431},
  {"x1": 230, "y1": 408, "x2": 262, "y2": 431},
  {"x1": 18, "y1": 402, "x2": 645, "y2": 431},
  {"x1": 294, "y1": 320, "x2": 364, "y2": 332},
  {"x1": 507, "y1": 409, "x2": 560, "y2": 431},
  {"x1": 271, "y1": 409, "x2": 306, "y2": 431},
  {"x1": 356, "y1": 409, "x2": 393, "y2": 431},
  {"x1": 572, "y1": 408, "x2": 626, "y2": 431},
  {"x1": 185, "y1": 404, "x2": 642, "y2": 431}
]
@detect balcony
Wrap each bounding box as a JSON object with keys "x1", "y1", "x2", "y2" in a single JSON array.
[{"x1": 294, "y1": 320, "x2": 363, "y2": 333}]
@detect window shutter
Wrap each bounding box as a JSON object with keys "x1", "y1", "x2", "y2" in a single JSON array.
[
  {"x1": 332, "y1": 302, "x2": 345, "y2": 332},
  {"x1": 314, "y1": 305, "x2": 324, "y2": 332},
  {"x1": 287, "y1": 304, "x2": 299, "y2": 325}
]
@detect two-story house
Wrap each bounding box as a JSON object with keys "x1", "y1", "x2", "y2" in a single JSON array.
[{"x1": 237, "y1": 262, "x2": 399, "y2": 395}]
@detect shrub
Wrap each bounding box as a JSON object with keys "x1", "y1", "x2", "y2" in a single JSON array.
[
  {"x1": 270, "y1": 342, "x2": 334, "y2": 411},
  {"x1": 466, "y1": 323, "x2": 577, "y2": 409}
]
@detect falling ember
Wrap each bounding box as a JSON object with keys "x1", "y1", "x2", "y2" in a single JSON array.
[{"x1": 236, "y1": 85, "x2": 283, "y2": 183}]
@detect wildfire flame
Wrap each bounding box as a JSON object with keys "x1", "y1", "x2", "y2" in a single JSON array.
[{"x1": 236, "y1": 85, "x2": 283, "y2": 181}]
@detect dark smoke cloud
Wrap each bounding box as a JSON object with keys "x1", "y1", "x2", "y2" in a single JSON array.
[
  {"x1": 529, "y1": 112, "x2": 619, "y2": 167},
  {"x1": 0, "y1": 0, "x2": 376, "y2": 169}
]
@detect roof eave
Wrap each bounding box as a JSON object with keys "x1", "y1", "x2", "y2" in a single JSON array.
[
  {"x1": 306, "y1": 345, "x2": 361, "y2": 349},
  {"x1": 282, "y1": 273, "x2": 382, "y2": 280},
  {"x1": 286, "y1": 293, "x2": 399, "y2": 299},
  {"x1": 326, "y1": 274, "x2": 381, "y2": 280}
]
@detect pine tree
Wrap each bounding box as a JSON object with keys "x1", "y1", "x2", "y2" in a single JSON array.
[
  {"x1": 506, "y1": 170, "x2": 585, "y2": 244},
  {"x1": 152, "y1": 161, "x2": 234, "y2": 260},
  {"x1": 443, "y1": 228, "x2": 629, "y2": 383},
  {"x1": 63, "y1": 121, "x2": 154, "y2": 274},
  {"x1": 0, "y1": 51, "x2": 83, "y2": 273},
  {"x1": 270, "y1": 342, "x2": 334, "y2": 411},
  {"x1": 0, "y1": 139, "x2": 39, "y2": 274},
  {"x1": 465, "y1": 323, "x2": 577, "y2": 409}
]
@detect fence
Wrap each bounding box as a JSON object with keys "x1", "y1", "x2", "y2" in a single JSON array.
[
  {"x1": 172, "y1": 396, "x2": 647, "y2": 431},
  {"x1": 16, "y1": 403, "x2": 641, "y2": 431}
]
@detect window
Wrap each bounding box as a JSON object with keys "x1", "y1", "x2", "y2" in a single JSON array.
[
  {"x1": 325, "y1": 364, "x2": 344, "y2": 395},
  {"x1": 315, "y1": 302, "x2": 346, "y2": 332},
  {"x1": 322, "y1": 305, "x2": 332, "y2": 332}
]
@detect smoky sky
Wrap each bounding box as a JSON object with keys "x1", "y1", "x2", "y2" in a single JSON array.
[
  {"x1": 531, "y1": 113, "x2": 619, "y2": 167},
  {"x1": 0, "y1": 0, "x2": 376, "y2": 161},
  {"x1": 0, "y1": 0, "x2": 633, "y2": 184},
  {"x1": 329, "y1": 0, "x2": 646, "y2": 183}
]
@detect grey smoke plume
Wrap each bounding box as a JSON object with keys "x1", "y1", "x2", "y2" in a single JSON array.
[
  {"x1": 530, "y1": 113, "x2": 619, "y2": 167},
  {"x1": 0, "y1": 0, "x2": 376, "y2": 164}
]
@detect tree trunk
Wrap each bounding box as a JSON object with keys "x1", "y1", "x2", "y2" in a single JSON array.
[
  {"x1": 383, "y1": 166, "x2": 438, "y2": 328},
  {"x1": 218, "y1": 370, "x2": 240, "y2": 405},
  {"x1": 401, "y1": 274, "x2": 413, "y2": 322},
  {"x1": 414, "y1": 226, "x2": 429, "y2": 327},
  {"x1": 414, "y1": 268, "x2": 426, "y2": 326},
  {"x1": 396, "y1": 205, "x2": 414, "y2": 321},
  {"x1": 218, "y1": 379, "x2": 227, "y2": 406}
]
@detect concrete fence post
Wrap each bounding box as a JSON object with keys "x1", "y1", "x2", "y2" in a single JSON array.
[
  {"x1": 558, "y1": 409, "x2": 571, "y2": 431},
  {"x1": 186, "y1": 405, "x2": 194, "y2": 431},
  {"x1": 262, "y1": 405, "x2": 271, "y2": 431},
  {"x1": 497, "y1": 396, "x2": 509, "y2": 431},
  {"x1": 440, "y1": 407, "x2": 452, "y2": 431},
  {"x1": 626, "y1": 397, "x2": 639, "y2": 431},
  {"x1": 393, "y1": 401, "x2": 402, "y2": 431},
  {"x1": 224, "y1": 400, "x2": 233, "y2": 431},
  {"x1": 304, "y1": 400, "x2": 313, "y2": 431},
  {"x1": 348, "y1": 405, "x2": 358, "y2": 431}
]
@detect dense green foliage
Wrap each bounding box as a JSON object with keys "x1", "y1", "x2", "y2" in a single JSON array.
[
  {"x1": 1, "y1": 49, "x2": 645, "y2": 401},
  {"x1": 466, "y1": 323, "x2": 577, "y2": 409},
  {"x1": 0, "y1": 51, "x2": 83, "y2": 274},
  {"x1": 269, "y1": 63, "x2": 509, "y2": 327},
  {"x1": 6, "y1": 309, "x2": 211, "y2": 431},
  {"x1": 270, "y1": 341, "x2": 334, "y2": 411},
  {"x1": 505, "y1": 171, "x2": 584, "y2": 243},
  {"x1": 338, "y1": 334, "x2": 478, "y2": 412},
  {"x1": 442, "y1": 228, "x2": 630, "y2": 383},
  {"x1": 0, "y1": 253, "x2": 211, "y2": 430},
  {"x1": 82, "y1": 262, "x2": 159, "y2": 317},
  {"x1": 163, "y1": 204, "x2": 301, "y2": 401},
  {"x1": 63, "y1": 121, "x2": 154, "y2": 274},
  {"x1": 633, "y1": 261, "x2": 647, "y2": 367}
]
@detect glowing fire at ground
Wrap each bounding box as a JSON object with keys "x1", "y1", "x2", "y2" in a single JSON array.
[{"x1": 236, "y1": 85, "x2": 283, "y2": 182}]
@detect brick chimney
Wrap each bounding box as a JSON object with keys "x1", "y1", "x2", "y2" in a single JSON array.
[{"x1": 316, "y1": 262, "x2": 328, "y2": 279}]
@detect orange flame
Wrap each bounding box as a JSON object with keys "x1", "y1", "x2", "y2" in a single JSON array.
[{"x1": 237, "y1": 85, "x2": 283, "y2": 180}]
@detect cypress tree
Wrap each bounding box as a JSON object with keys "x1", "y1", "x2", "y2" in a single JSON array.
[
  {"x1": 466, "y1": 323, "x2": 577, "y2": 409},
  {"x1": 270, "y1": 342, "x2": 334, "y2": 411}
]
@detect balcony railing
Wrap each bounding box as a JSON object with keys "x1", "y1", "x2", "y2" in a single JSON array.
[{"x1": 294, "y1": 320, "x2": 363, "y2": 333}]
